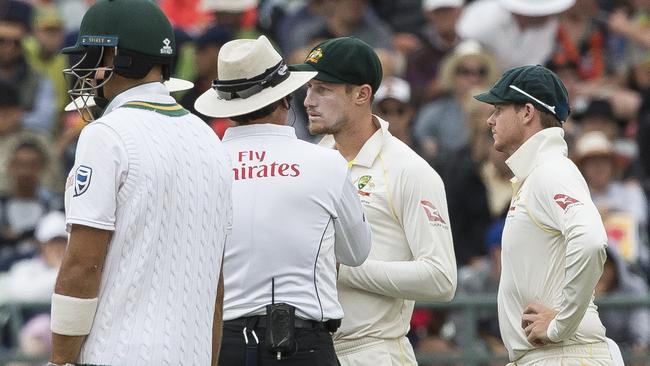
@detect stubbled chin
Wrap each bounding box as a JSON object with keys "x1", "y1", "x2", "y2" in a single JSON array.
[{"x1": 308, "y1": 121, "x2": 327, "y2": 135}]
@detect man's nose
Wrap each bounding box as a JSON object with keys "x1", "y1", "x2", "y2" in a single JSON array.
[
  {"x1": 486, "y1": 114, "x2": 496, "y2": 127},
  {"x1": 303, "y1": 89, "x2": 313, "y2": 108}
]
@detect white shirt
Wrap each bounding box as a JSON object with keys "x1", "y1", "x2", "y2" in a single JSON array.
[
  {"x1": 499, "y1": 128, "x2": 607, "y2": 361},
  {"x1": 321, "y1": 116, "x2": 457, "y2": 341},
  {"x1": 64, "y1": 82, "x2": 232, "y2": 366},
  {"x1": 457, "y1": 0, "x2": 559, "y2": 69},
  {"x1": 222, "y1": 123, "x2": 371, "y2": 322}
]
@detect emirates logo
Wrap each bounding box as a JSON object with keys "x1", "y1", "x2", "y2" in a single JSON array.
[{"x1": 554, "y1": 194, "x2": 580, "y2": 210}]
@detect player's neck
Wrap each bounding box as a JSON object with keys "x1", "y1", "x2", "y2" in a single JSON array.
[
  {"x1": 104, "y1": 69, "x2": 163, "y2": 101},
  {"x1": 237, "y1": 105, "x2": 289, "y2": 126},
  {"x1": 334, "y1": 112, "x2": 378, "y2": 162}
]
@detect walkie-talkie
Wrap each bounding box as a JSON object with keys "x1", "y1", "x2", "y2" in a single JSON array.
[{"x1": 265, "y1": 277, "x2": 296, "y2": 360}]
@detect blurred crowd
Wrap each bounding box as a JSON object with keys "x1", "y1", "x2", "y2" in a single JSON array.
[{"x1": 1, "y1": 0, "x2": 650, "y2": 364}]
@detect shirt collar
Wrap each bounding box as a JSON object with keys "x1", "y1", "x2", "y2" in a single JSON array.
[
  {"x1": 318, "y1": 115, "x2": 390, "y2": 168},
  {"x1": 222, "y1": 123, "x2": 297, "y2": 142},
  {"x1": 506, "y1": 127, "x2": 567, "y2": 182},
  {"x1": 103, "y1": 82, "x2": 175, "y2": 115}
]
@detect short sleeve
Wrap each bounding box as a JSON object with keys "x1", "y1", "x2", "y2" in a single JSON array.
[{"x1": 64, "y1": 123, "x2": 128, "y2": 231}]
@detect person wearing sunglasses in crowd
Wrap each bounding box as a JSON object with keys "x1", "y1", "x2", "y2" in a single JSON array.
[{"x1": 412, "y1": 40, "x2": 499, "y2": 175}]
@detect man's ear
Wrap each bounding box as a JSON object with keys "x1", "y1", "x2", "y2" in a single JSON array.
[
  {"x1": 522, "y1": 103, "x2": 536, "y2": 125},
  {"x1": 354, "y1": 84, "x2": 373, "y2": 106}
]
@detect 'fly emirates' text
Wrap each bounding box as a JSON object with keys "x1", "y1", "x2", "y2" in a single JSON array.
[{"x1": 233, "y1": 150, "x2": 301, "y2": 180}]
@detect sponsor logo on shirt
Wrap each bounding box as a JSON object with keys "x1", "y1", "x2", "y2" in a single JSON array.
[
  {"x1": 553, "y1": 193, "x2": 581, "y2": 210},
  {"x1": 74, "y1": 165, "x2": 92, "y2": 197},
  {"x1": 421, "y1": 200, "x2": 447, "y2": 225},
  {"x1": 354, "y1": 175, "x2": 375, "y2": 197},
  {"x1": 233, "y1": 150, "x2": 300, "y2": 180},
  {"x1": 507, "y1": 193, "x2": 521, "y2": 218}
]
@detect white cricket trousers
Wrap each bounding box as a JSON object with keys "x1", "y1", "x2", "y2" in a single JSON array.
[
  {"x1": 507, "y1": 341, "x2": 616, "y2": 366},
  {"x1": 335, "y1": 337, "x2": 417, "y2": 366}
]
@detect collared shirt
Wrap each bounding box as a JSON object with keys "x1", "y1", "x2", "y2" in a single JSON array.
[
  {"x1": 222, "y1": 123, "x2": 371, "y2": 322},
  {"x1": 320, "y1": 116, "x2": 457, "y2": 341},
  {"x1": 65, "y1": 82, "x2": 232, "y2": 365},
  {"x1": 499, "y1": 127, "x2": 607, "y2": 361}
]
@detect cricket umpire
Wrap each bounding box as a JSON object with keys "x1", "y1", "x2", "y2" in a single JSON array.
[
  {"x1": 475, "y1": 65, "x2": 616, "y2": 365},
  {"x1": 50, "y1": 1, "x2": 232, "y2": 365},
  {"x1": 194, "y1": 35, "x2": 372, "y2": 366}
]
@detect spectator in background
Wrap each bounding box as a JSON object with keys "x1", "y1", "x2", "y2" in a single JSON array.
[
  {"x1": 10, "y1": 314, "x2": 53, "y2": 366},
  {"x1": 406, "y1": 0, "x2": 463, "y2": 106},
  {"x1": 178, "y1": 25, "x2": 233, "y2": 136},
  {"x1": 413, "y1": 40, "x2": 499, "y2": 172},
  {"x1": 0, "y1": 211, "x2": 66, "y2": 304},
  {"x1": 638, "y1": 88, "x2": 650, "y2": 276},
  {"x1": 373, "y1": 76, "x2": 416, "y2": 146},
  {"x1": 160, "y1": 0, "x2": 213, "y2": 33},
  {"x1": 608, "y1": 0, "x2": 650, "y2": 105},
  {"x1": 595, "y1": 246, "x2": 650, "y2": 364},
  {"x1": 573, "y1": 131, "x2": 648, "y2": 265},
  {"x1": 56, "y1": 0, "x2": 93, "y2": 32},
  {"x1": 277, "y1": 0, "x2": 326, "y2": 55},
  {"x1": 0, "y1": 0, "x2": 57, "y2": 133},
  {"x1": 457, "y1": 0, "x2": 575, "y2": 69},
  {"x1": 290, "y1": 0, "x2": 394, "y2": 56},
  {"x1": 371, "y1": 0, "x2": 426, "y2": 36},
  {"x1": 0, "y1": 81, "x2": 63, "y2": 198},
  {"x1": 575, "y1": 98, "x2": 622, "y2": 140},
  {"x1": 414, "y1": 309, "x2": 460, "y2": 366},
  {"x1": 549, "y1": 0, "x2": 608, "y2": 81},
  {"x1": 0, "y1": 141, "x2": 60, "y2": 271},
  {"x1": 200, "y1": 0, "x2": 260, "y2": 38},
  {"x1": 444, "y1": 97, "x2": 505, "y2": 265},
  {"x1": 23, "y1": 5, "x2": 68, "y2": 119}
]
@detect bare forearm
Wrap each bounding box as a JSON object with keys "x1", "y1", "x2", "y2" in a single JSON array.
[
  {"x1": 50, "y1": 225, "x2": 110, "y2": 364},
  {"x1": 51, "y1": 334, "x2": 86, "y2": 364}
]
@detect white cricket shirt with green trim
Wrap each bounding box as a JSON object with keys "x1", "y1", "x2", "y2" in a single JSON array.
[{"x1": 64, "y1": 83, "x2": 232, "y2": 365}]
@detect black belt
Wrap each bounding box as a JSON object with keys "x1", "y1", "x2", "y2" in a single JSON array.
[{"x1": 225, "y1": 315, "x2": 326, "y2": 330}]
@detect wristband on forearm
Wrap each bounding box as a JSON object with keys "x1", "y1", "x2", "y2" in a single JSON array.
[{"x1": 50, "y1": 293, "x2": 99, "y2": 336}]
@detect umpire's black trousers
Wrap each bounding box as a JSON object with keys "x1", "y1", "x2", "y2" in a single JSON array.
[{"x1": 219, "y1": 316, "x2": 340, "y2": 366}]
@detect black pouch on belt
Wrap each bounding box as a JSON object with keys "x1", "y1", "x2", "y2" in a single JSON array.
[{"x1": 265, "y1": 303, "x2": 296, "y2": 354}]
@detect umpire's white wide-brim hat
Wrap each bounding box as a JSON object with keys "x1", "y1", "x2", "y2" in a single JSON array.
[
  {"x1": 499, "y1": 0, "x2": 575, "y2": 16},
  {"x1": 195, "y1": 35, "x2": 316, "y2": 118}
]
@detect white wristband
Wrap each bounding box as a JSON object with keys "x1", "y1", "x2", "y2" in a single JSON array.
[{"x1": 50, "y1": 293, "x2": 98, "y2": 336}]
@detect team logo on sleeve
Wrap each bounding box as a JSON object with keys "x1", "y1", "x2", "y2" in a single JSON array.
[
  {"x1": 553, "y1": 194, "x2": 581, "y2": 210},
  {"x1": 74, "y1": 165, "x2": 93, "y2": 197},
  {"x1": 421, "y1": 200, "x2": 447, "y2": 225}
]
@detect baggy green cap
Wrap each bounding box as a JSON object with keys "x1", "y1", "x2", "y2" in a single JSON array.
[
  {"x1": 289, "y1": 37, "x2": 383, "y2": 95},
  {"x1": 61, "y1": 0, "x2": 175, "y2": 59},
  {"x1": 474, "y1": 65, "x2": 570, "y2": 123}
]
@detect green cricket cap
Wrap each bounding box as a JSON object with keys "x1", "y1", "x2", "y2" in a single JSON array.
[
  {"x1": 61, "y1": 0, "x2": 175, "y2": 59},
  {"x1": 474, "y1": 65, "x2": 570, "y2": 123},
  {"x1": 290, "y1": 37, "x2": 383, "y2": 95}
]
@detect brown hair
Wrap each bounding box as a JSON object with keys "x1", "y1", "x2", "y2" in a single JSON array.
[{"x1": 514, "y1": 104, "x2": 561, "y2": 129}]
